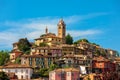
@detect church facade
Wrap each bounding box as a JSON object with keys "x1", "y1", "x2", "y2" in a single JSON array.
[{"x1": 34, "y1": 19, "x2": 66, "y2": 46}]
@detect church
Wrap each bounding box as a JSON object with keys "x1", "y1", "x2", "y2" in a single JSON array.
[{"x1": 34, "y1": 19, "x2": 66, "y2": 46}]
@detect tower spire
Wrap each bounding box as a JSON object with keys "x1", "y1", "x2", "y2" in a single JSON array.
[{"x1": 45, "y1": 26, "x2": 48, "y2": 34}]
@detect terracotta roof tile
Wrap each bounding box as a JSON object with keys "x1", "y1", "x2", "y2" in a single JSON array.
[
  {"x1": 93, "y1": 56, "x2": 109, "y2": 62},
  {"x1": 54, "y1": 68, "x2": 79, "y2": 72},
  {"x1": 3, "y1": 63, "x2": 32, "y2": 68},
  {"x1": 21, "y1": 54, "x2": 55, "y2": 58}
]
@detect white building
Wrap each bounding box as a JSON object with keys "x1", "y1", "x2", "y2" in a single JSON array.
[{"x1": 1, "y1": 63, "x2": 33, "y2": 80}]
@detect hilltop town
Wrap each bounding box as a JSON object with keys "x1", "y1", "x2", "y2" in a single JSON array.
[{"x1": 0, "y1": 19, "x2": 120, "y2": 80}]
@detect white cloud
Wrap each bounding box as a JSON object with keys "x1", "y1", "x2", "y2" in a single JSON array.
[
  {"x1": 0, "y1": 12, "x2": 107, "y2": 50},
  {"x1": 67, "y1": 30, "x2": 102, "y2": 38},
  {"x1": 0, "y1": 32, "x2": 20, "y2": 49}
]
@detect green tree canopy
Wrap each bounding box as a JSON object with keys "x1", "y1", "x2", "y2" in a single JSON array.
[
  {"x1": 49, "y1": 64, "x2": 58, "y2": 71},
  {"x1": 0, "y1": 72, "x2": 10, "y2": 80},
  {"x1": 38, "y1": 68, "x2": 49, "y2": 77},
  {"x1": 14, "y1": 57, "x2": 21, "y2": 64},
  {"x1": 18, "y1": 38, "x2": 31, "y2": 54},
  {"x1": 65, "y1": 33, "x2": 73, "y2": 45},
  {"x1": 0, "y1": 50, "x2": 9, "y2": 66},
  {"x1": 38, "y1": 64, "x2": 58, "y2": 77},
  {"x1": 91, "y1": 43, "x2": 100, "y2": 46},
  {"x1": 74, "y1": 38, "x2": 89, "y2": 44}
]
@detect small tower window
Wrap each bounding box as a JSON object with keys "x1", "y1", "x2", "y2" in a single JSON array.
[{"x1": 59, "y1": 26, "x2": 61, "y2": 29}]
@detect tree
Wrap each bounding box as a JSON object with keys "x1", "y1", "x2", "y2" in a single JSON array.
[
  {"x1": 65, "y1": 33, "x2": 73, "y2": 44},
  {"x1": 38, "y1": 64, "x2": 58, "y2": 78},
  {"x1": 0, "y1": 72, "x2": 10, "y2": 80},
  {"x1": 18, "y1": 38, "x2": 31, "y2": 54},
  {"x1": 49, "y1": 64, "x2": 58, "y2": 71},
  {"x1": 0, "y1": 50, "x2": 9, "y2": 66},
  {"x1": 14, "y1": 57, "x2": 21, "y2": 64},
  {"x1": 91, "y1": 43, "x2": 100, "y2": 46},
  {"x1": 94, "y1": 49, "x2": 101, "y2": 56},
  {"x1": 39, "y1": 68, "x2": 49, "y2": 77},
  {"x1": 74, "y1": 38, "x2": 89, "y2": 44}
]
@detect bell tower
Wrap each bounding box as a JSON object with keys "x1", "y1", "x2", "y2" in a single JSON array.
[{"x1": 57, "y1": 19, "x2": 66, "y2": 44}]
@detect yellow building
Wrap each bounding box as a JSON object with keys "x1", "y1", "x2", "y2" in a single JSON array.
[{"x1": 34, "y1": 19, "x2": 66, "y2": 46}]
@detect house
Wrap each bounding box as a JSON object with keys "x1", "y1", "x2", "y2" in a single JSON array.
[
  {"x1": 74, "y1": 55, "x2": 92, "y2": 74},
  {"x1": 49, "y1": 47, "x2": 62, "y2": 57},
  {"x1": 21, "y1": 54, "x2": 55, "y2": 68},
  {"x1": 114, "y1": 57, "x2": 120, "y2": 71},
  {"x1": 30, "y1": 46, "x2": 62, "y2": 57},
  {"x1": 10, "y1": 50, "x2": 23, "y2": 62},
  {"x1": 92, "y1": 56, "x2": 110, "y2": 73},
  {"x1": 106, "y1": 49, "x2": 119, "y2": 59},
  {"x1": 31, "y1": 46, "x2": 49, "y2": 55},
  {"x1": 49, "y1": 68, "x2": 80, "y2": 80},
  {"x1": 1, "y1": 63, "x2": 33, "y2": 80},
  {"x1": 60, "y1": 44, "x2": 80, "y2": 55}
]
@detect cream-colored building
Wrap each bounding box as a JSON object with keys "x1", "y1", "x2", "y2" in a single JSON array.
[
  {"x1": 35, "y1": 19, "x2": 66, "y2": 46},
  {"x1": 30, "y1": 46, "x2": 62, "y2": 57}
]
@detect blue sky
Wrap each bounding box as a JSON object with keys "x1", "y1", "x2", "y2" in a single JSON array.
[{"x1": 0, "y1": 0, "x2": 120, "y2": 52}]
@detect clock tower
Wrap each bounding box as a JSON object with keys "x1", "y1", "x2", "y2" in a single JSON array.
[{"x1": 57, "y1": 19, "x2": 66, "y2": 44}]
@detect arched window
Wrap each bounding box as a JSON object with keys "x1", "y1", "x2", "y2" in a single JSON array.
[{"x1": 59, "y1": 26, "x2": 61, "y2": 29}]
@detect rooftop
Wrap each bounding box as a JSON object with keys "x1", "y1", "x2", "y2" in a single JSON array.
[
  {"x1": 1, "y1": 63, "x2": 32, "y2": 69},
  {"x1": 53, "y1": 68, "x2": 79, "y2": 72}
]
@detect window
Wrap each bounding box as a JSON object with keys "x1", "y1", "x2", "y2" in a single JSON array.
[
  {"x1": 26, "y1": 75, "x2": 28, "y2": 79},
  {"x1": 48, "y1": 58, "x2": 51, "y2": 66},
  {"x1": 67, "y1": 72, "x2": 70, "y2": 76},
  {"x1": 15, "y1": 69, "x2": 17, "y2": 73},
  {"x1": 12, "y1": 55, "x2": 14, "y2": 58},
  {"x1": 44, "y1": 49, "x2": 46, "y2": 53},
  {"x1": 59, "y1": 40, "x2": 61, "y2": 42},
  {"x1": 8, "y1": 70, "x2": 10, "y2": 72},
  {"x1": 41, "y1": 50, "x2": 44, "y2": 53},
  {"x1": 21, "y1": 75, "x2": 23, "y2": 79},
  {"x1": 29, "y1": 57, "x2": 32, "y2": 66},
  {"x1": 21, "y1": 69, "x2": 23, "y2": 73},
  {"x1": 72, "y1": 73, "x2": 74, "y2": 76},
  {"x1": 26, "y1": 70, "x2": 28, "y2": 73},
  {"x1": 59, "y1": 26, "x2": 61, "y2": 29},
  {"x1": 64, "y1": 53, "x2": 66, "y2": 55}
]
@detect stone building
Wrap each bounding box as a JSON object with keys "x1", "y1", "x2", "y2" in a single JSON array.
[
  {"x1": 30, "y1": 46, "x2": 62, "y2": 57},
  {"x1": 34, "y1": 19, "x2": 66, "y2": 46},
  {"x1": 21, "y1": 54, "x2": 56, "y2": 68}
]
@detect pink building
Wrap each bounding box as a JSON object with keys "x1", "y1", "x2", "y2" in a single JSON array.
[
  {"x1": 49, "y1": 68, "x2": 80, "y2": 80},
  {"x1": 50, "y1": 47, "x2": 62, "y2": 57}
]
